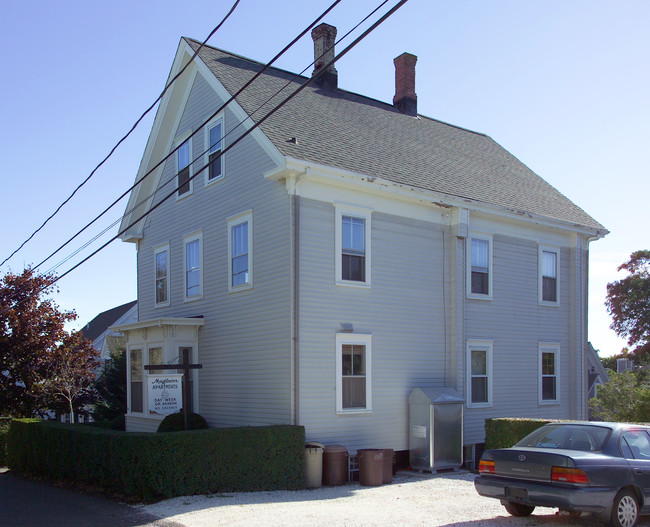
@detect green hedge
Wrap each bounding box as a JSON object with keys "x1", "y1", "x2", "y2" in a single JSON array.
[
  {"x1": 0, "y1": 418, "x2": 10, "y2": 466},
  {"x1": 7, "y1": 419, "x2": 305, "y2": 500},
  {"x1": 485, "y1": 418, "x2": 564, "y2": 449}
]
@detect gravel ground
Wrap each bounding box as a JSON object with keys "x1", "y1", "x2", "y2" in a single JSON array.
[{"x1": 137, "y1": 471, "x2": 650, "y2": 527}]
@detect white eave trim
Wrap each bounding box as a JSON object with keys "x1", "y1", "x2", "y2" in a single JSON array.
[
  {"x1": 264, "y1": 157, "x2": 608, "y2": 238},
  {"x1": 112, "y1": 317, "x2": 205, "y2": 333}
]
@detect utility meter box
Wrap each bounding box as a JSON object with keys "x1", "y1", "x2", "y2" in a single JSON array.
[{"x1": 409, "y1": 387, "x2": 464, "y2": 472}]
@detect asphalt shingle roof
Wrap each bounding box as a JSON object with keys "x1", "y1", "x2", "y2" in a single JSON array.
[
  {"x1": 80, "y1": 300, "x2": 137, "y2": 342},
  {"x1": 187, "y1": 39, "x2": 605, "y2": 233}
]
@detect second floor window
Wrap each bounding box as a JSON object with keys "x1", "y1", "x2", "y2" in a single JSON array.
[
  {"x1": 342, "y1": 216, "x2": 366, "y2": 282},
  {"x1": 471, "y1": 238, "x2": 489, "y2": 295},
  {"x1": 542, "y1": 250, "x2": 558, "y2": 302},
  {"x1": 228, "y1": 210, "x2": 253, "y2": 291},
  {"x1": 207, "y1": 121, "x2": 223, "y2": 182},
  {"x1": 154, "y1": 245, "x2": 169, "y2": 306},
  {"x1": 185, "y1": 236, "x2": 201, "y2": 299}
]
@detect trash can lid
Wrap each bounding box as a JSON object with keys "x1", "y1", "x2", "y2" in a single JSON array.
[
  {"x1": 323, "y1": 444, "x2": 348, "y2": 453},
  {"x1": 305, "y1": 441, "x2": 324, "y2": 449}
]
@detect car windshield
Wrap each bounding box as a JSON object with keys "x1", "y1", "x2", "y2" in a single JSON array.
[{"x1": 515, "y1": 424, "x2": 611, "y2": 451}]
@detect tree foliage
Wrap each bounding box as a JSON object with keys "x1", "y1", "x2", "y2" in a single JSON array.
[
  {"x1": 589, "y1": 370, "x2": 650, "y2": 423},
  {"x1": 606, "y1": 250, "x2": 650, "y2": 349},
  {"x1": 0, "y1": 268, "x2": 99, "y2": 418},
  {"x1": 92, "y1": 337, "x2": 127, "y2": 422}
]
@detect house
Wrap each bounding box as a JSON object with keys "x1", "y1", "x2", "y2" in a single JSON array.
[
  {"x1": 586, "y1": 342, "x2": 609, "y2": 402},
  {"x1": 81, "y1": 300, "x2": 138, "y2": 361},
  {"x1": 114, "y1": 24, "x2": 607, "y2": 463}
]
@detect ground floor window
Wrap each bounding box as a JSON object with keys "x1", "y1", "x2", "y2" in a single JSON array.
[
  {"x1": 539, "y1": 343, "x2": 560, "y2": 403},
  {"x1": 336, "y1": 333, "x2": 372, "y2": 413},
  {"x1": 129, "y1": 348, "x2": 143, "y2": 413}
]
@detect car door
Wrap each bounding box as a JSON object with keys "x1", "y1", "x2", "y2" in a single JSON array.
[{"x1": 622, "y1": 429, "x2": 650, "y2": 500}]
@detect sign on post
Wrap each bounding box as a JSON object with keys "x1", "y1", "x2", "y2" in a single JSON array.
[{"x1": 148, "y1": 374, "x2": 183, "y2": 415}]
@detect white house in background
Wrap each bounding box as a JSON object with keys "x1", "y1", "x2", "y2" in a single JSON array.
[
  {"x1": 114, "y1": 24, "x2": 607, "y2": 464},
  {"x1": 81, "y1": 301, "x2": 137, "y2": 361}
]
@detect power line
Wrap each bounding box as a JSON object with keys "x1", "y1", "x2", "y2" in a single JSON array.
[
  {"x1": 0, "y1": 0, "x2": 242, "y2": 268},
  {"x1": 35, "y1": 0, "x2": 344, "y2": 271},
  {"x1": 42, "y1": 0, "x2": 388, "y2": 275},
  {"x1": 49, "y1": 0, "x2": 408, "y2": 288}
]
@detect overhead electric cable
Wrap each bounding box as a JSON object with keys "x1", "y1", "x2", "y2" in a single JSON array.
[
  {"x1": 1, "y1": 0, "x2": 241, "y2": 268},
  {"x1": 47, "y1": 0, "x2": 408, "y2": 288},
  {"x1": 35, "y1": 0, "x2": 343, "y2": 271}
]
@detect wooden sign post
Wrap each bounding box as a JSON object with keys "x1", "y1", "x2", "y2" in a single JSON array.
[{"x1": 144, "y1": 348, "x2": 202, "y2": 430}]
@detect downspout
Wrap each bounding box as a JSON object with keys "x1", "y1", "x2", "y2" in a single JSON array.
[{"x1": 288, "y1": 174, "x2": 300, "y2": 426}]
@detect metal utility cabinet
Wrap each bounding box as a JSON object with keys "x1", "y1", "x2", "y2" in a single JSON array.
[{"x1": 409, "y1": 387, "x2": 464, "y2": 472}]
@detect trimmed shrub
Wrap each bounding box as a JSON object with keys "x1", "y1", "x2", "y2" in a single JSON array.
[
  {"x1": 157, "y1": 412, "x2": 208, "y2": 433},
  {"x1": 7, "y1": 419, "x2": 305, "y2": 500},
  {"x1": 484, "y1": 418, "x2": 561, "y2": 449}
]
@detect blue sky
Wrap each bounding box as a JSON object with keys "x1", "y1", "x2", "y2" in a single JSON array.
[{"x1": 1, "y1": 0, "x2": 648, "y2": 356}]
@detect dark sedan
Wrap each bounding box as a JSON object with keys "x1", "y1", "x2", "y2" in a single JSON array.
[{"x1": 474, "y1": 422, "x2": 650, "y2": 527}]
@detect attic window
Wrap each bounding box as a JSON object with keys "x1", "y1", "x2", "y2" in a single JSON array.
[{"x1": 177, "y1": 140, "x2": 191, "y2": 196}]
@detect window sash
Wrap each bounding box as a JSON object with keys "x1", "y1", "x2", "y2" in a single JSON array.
[
  {"x1": 342, "y1": 216, "x2": 365, "y2": 252},
  {"x1": 231, "y1": 222, "x2": 249, "y2": 286},
  {"x1": 185, "y1": 239, "x2": 200, "y2": 297},
  {"x1": 469, "y1": 237, "x2": 490, "y2": 296},
  {"x1": 470, "y1": 349, "x2": 488, "y2": 403},
  {"x1": 342, "y1": 344, "x2": 366, "y2": 409},
  {"x1": 541, "y1": 251, "x2": 558, "y2": 302},
  {"x1": 155, "y1": 250, "x2": 168, "y2": 304},
  {"x1": 208, "y1": 123, "x2": 222, "y2": 180},
  {"x1": 541, "y1": 350, "x2": 558, "y2": 401},
  {"x1": 129, "y1": 349, "x2": 143, "y2": 413}
]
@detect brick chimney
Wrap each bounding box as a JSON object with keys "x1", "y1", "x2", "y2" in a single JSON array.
[
  {"x1": 393, "y1": 52, "x2": 417, "y2": 116},
  {"x1": 311, "y1": 23, "x2": 338, "y2": 90}
]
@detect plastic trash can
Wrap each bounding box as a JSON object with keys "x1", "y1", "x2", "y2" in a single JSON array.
[
  {"x1": 305, "y1": 442, "x2": 324, "y2": 488},
  {"x1": 382, "y1": 449, "x2": 394, "y2": 483},
  {"x1": 358, "y1": 449, "x2": 384, "y2": 486},
  {"x1": 322, "y1": 445, "x2": 348, "y2": 486}
]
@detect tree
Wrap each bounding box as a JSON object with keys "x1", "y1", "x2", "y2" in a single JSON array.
[
  {"x1": 92, "y1": 337, "x2": 127, "y2": 422},
  {"x1": 0, "y1": 268, "x2": 99, "y2": 418},
  {"x1": 606, "y1": 250, "x2": 650, "y2": 350},
  {"x1": 589, "y1": 370, "x2": 650, "y2": 422}
]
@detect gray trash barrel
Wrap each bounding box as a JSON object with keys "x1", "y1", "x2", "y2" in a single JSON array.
[
  {"x1": 358, "y1": 449, "x2": 384, "y2": 486},
  {"x1": 305, "y1": 442, "x2": 324, "y2": 488}
]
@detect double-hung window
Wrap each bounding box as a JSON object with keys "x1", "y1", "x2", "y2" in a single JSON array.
[
  {"x1": 539, "y1": 246, "x2": 560, "y2": 305},
  {"x1": 466, "y1": 340, "x2": 492, "y2": 407},
  {"x1": 228, "y1": 210, "x2": 253, "y2": 291},
  {"x1": 154, "y1": 243, "x2": 170, "y2": 307},
  {"x1": 129, "y1": 348, "x2": 143, "y2": 413},
  {"x1": 335, "y1": 205, "x2": 371, "y2": 286},
  {"x1": 177, "y1": 139, "x2": 192, "y2": 197},
  {"x1": 184, "y1": 232, "x2": 202, "y2": 300},
  {"x1": 205, "y1": 117, "x2": 223, "y2": 183},
  {"x1": 467, "y1": 234, "x2": 492, "y2": 298},
  {"x1": 539, "y1": 343, "x2": 560, "y2": 403},
  {"x1": 336, "y1": 333, "x2": 372, "y2": 413}
]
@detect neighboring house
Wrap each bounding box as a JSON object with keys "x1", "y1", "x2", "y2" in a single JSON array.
[
  {"x1": 586, "y1": 342, "x2": 609, "y2": 402},
  {"x1": 114, "y1": 24, "x2": 607, "y2": 462},
  {"x1": 81, "y1": 301, "x2": 138, "y2": 361}
]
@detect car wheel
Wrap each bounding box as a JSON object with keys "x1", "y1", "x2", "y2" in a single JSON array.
[
  {"x1": 610, "y1": 490, "x2": 639, "y2": 527},
  {"x1": 504, "y1": 502, "x2": 535, "y2": 517}
]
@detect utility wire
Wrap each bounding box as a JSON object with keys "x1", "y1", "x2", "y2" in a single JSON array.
[
  {"x1": 35, "y1": 0, "x2": 343, "y2": 271},
  {"x1": 48, "y1": 0, "x2": 408, "y2": 289},
  {"x1": 0, "y1": 0, "x2": 241, "y2": 268},
  {"x1": 43, "y1": 0, "x2": 387, "y2": 274}
]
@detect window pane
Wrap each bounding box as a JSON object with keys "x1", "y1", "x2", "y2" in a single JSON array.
[
  {"x1": 543, "y1": 276, "x2": 557, "y2": 302},
  {"x1": 543, "y1": 251, "x2": 557, "y2": 278},
  {"x1": 342, "y1": 216, "x2": 365, "y2": 252},
  {"x1": 148, "y1": 347, "x2": 163, "y2": 375},
  {"x1": 542, "y1": 376, "x2": 556, "y2": 400},
  {"x1": 471, "y1": 271, "x2": 489, "y2": 295},
  {"x1": 130, "y1": 349, "x2": 143, "y2": 413},
  {"x1": 342, "y1": 254, "x2": 365, "y2": 282},
  {"x1": 471, "y1": 350, "x2": 487, "y2": 375},
  {"x1": 232, "y1": 254, "x2": 248, "y2": 286},
  {"x1": 342, "y1": 377, "x2": 366, "y2": 408},
  {"x1": 472, "y1": 239, "x2": 489, "y2": 269},
  {"x1": 209, "y1": 123, "x2": 222, "y2": 153},
  {"x1": 471, "y1": 377, "x2": 488, "y2": 403},
  {"x1": 177, "y1": 140, "x2": 190, "y2": 170},
  {"x1": 186, "y1": 240, "x2": 200, "y2": 296},
  {"x1": 542, "y1": 352, "x2": 555, "y2": 375},
  {"x1": 342, "y1": 345, "x2": 352, "y2": 375},
  {"x1": 209, "y1": 151, "x2": 221, "y2": 180},
  {"x1": 232, "y1": 223, "x2": 248, "y2": 257},
  {"x1": 178, "y1": 166, "x2": 190, "y2": 195},
  {"x1": 155, "y1": 251, "x2": 168, "y2": 304},
  {"x1": 130, "y1": 349, "x2": 142, "y2": 381}
]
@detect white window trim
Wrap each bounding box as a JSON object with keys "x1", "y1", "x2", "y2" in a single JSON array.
[
  {"x1": 153, "y1": 242, "x2": 170, "y2": 308},
  {"x1": 204, "y1": 115, "x2": 225, "y2": 186},
  {"x1": 466, "y1": 233, "x2": 493, "y2": 300},
  {"x1": 466, "y1": 339, "x2": 493, "y2": 408},
  {"x1": 538, "y1": 245, "x2": 560, "y2": 306},
  {"x1": 336, "y1": 332, "x2": 372, "y2": 414},
  {"x1": 227, "y1": 210, "x2": 253, "y2": 292},
  {"x1": 335, "y1": 204, "x2": 372, "y2": 287},
  {"x1": 175, "y1": 132, "x2": 193, "y2": 200},
  {"x1": 539, "y1": 342, "x2": 560, "y2": 405},
  {"x1": 183, "y1": 231, "x2": 203, "y2": 302}
]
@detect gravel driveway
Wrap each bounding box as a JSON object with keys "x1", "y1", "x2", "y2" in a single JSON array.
[{"x1": 139, "y1": 471, "x2": 650, "y2": 527}]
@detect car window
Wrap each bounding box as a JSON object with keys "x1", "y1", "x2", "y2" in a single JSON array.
[
  {"x1": 516, "y1": 424, "x2": 610, "y2": 451},
  {"x1": 622, "y1": 431, "x2": 650, "y2": 460}
]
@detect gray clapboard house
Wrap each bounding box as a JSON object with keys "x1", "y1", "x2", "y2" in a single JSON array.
[{"x1": 115, "y1": 24, "x2": 607, "y2": 458}]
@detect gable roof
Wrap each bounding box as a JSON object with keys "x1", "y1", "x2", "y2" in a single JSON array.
[
  {"x1": 80, "y1": 300, "x2": 137, "y2": 342},
  {"x1": 186, "y1": 38, "x2": 606, "y2": 234}
]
